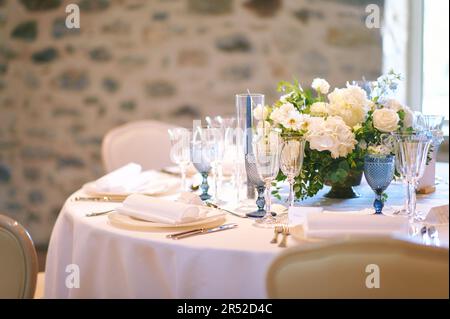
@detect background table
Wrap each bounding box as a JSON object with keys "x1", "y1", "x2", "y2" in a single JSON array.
[{"x1": 44, "y1": 164, "x2": 449, "y2": 298}]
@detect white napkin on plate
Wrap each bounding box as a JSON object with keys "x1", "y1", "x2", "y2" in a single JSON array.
[
  {"x1": 85, "y1": 163, "x2": 176, "y2": 194},
  {"x1": 116, "y1": 194, "x2": 211, "y2": 224},
  {"x1": 304, "y1": 213, "x2": 409, "y2": 239},
  {"x1": 94, "y1": 163, "x2": 142, "y2": 192}
]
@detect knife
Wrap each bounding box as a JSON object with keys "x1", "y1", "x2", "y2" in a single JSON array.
[
  {"x1": 170, "y1": 223, "x2": 238, "y2": 240},
  {"x1": 204, "y1": 202, "x2": 247, "y2": 219}
]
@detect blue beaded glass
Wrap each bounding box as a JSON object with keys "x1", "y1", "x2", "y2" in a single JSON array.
[{"x1": 364, "y1": 155, "x2": 395, "y2": 215}]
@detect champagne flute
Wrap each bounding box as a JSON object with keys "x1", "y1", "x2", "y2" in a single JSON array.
[
  {"x1": 168, "y1": 128, "x2": 191, "y2": 192},
  {"x1": 253, "y1": 129, "x2": 281, "y2": 227},
  {"x1": 280, "y1": 134, "x2": 305, "y2": 207}
]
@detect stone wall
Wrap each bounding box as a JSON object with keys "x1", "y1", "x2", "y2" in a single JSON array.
[{"x1": 0, "y1": 0, "x2": 383, "y2": 246}]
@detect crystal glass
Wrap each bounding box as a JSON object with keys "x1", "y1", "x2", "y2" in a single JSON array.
[
  {"x1": 280, "y1": 134, "x2": 305, "y2": 207},
  {"x1": 364, "y1": 154, "x2": 395, "y2": 215},
  {"x1": 191, "y1": 126, "x2": 217, "y2": 201},
  {"x1": 253, "y1": 129, "x2": 281, "y2": 227},
  {"x1": 168, "y1": 128, "x2": 191, "y2": 192},
  {"x1": 392, "y1": 140, "x2": 409, "y2": 215},
  {"x1": 392, "y1": 132, "x2": 433, "y2": 223},
  {"x1": 205, "y1": 117, "x2": 226, "y2": 202},
  {"x1": 236, "y1": 93, "x2": 267, "y2": 217}
]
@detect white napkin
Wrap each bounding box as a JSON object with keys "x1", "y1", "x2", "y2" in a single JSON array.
[
  {"x1": 84, "y1": 163, "x2": 177, "y2": 194},
  {"x1": 176, "y1": 192, "x2": 204, "y2": 205},
  {"x1": 304, "y1": 213, "x2": 409, "y2": 239},
  {"x1": 116, "y1": 194, "x2": 211, "y2": 224},
  {"x1": 94, "y1": 163, "x2": 142, "y2": 192}
]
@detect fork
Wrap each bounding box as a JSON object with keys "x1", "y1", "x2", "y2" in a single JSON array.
[
  {"x1": 270, "y1": 226, "x2": 282, "y2": 244},
  {"x1": 278, "y1": 225, "x2": 290, "y2": 248},
  {"x1": 85, "y1": 209, "x2": 115, "y2": 217}
]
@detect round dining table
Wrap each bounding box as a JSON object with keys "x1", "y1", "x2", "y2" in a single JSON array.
[{"x1": 44, "y1": 164, "x2": 449, "y2": 299}]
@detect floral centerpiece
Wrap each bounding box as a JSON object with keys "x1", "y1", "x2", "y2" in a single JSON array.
[{"x1": 256, "y1": 71, "x2": 414, "y2": 199}]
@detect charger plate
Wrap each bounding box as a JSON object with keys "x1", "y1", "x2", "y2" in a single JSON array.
[{"x1": 108, "y1": 212, "x2": 227, "y2": 232}]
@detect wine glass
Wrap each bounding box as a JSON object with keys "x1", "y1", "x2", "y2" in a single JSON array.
[
  {"x1": 205, "y1": 116, "x2": 227, "y2": 202},
  {"x1": 364, "y1": 154, "x2": 396, "y2": 215},
  {"x1": 253, "y1": 129, "x2": 281, "y2": 227},
  {"x1": 280, "y1": 134, "x2": 306, "y2": 207},
  {"x1": 392, "y1": 132, "x2": 433, "y2": 225},
  {"x1": 191, "y1": 126, "x2": 217, "y2": 201},
  {"x1": 168, "y1": 128, "x2": 191, "y2": 192}
]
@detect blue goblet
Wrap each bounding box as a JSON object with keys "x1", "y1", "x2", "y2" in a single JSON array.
[
  {"x1": 364, "y1": 154, "x2": 395, "y2": 215},
  {"x1": 191, "y1": 127, "x2": 218, "y2": 201}
]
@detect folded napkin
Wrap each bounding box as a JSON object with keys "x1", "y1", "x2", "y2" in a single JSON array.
[
  {"x1": 176, "y1": 192, "x2": 204, "y2": 206},
  {"x1": 84, "y1": 163, "x2": 176, "y2": 194},
  {"x1": 116, "y1": 194, "x2": 211, "y2": 224},
  {"x1": 304, "y1": 213, "x2": 409, "y2": 239},
  {"x1": 94, "y1": 163, "x2": 142, "y2": 193}
]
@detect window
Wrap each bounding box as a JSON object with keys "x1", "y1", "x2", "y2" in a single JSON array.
[{"x1": 422, "y1": 0, "x2": 449, "y2": 120}]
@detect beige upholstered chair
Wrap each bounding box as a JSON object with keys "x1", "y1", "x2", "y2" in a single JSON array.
[
  {"x1": 102, "y1": 120, "x2": 177, "y2": 172},
  {"x1": 0, "y1": 214, "x2": 39, "y2": 299},
  {"x1": 267, "y1": 238, "x2": 449, "y2": 299}
]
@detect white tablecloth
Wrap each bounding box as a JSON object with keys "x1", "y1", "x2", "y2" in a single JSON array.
[{"x1": 45, "y1": 164, "x2": 449, "y2": 299}]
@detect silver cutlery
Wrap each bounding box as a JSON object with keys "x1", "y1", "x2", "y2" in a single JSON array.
[
  {"x1": 204, "y1": 202, "x2": 247, "y2": 219},
  {"x1": 85, "y1": 209, "x2": 115, "y2": 217},
  {"x1": 168, "y1": 223, "x2": 238, "y2": 240},
  {"x1": 270, "y1": 226, "x2": 282, "y2": 244},
  {"x1": 74, "y1": 196, "x2": 125, "y2": 202},
  {"x1": 278, "y1": 225, "x2": 290, "y2": 248}
]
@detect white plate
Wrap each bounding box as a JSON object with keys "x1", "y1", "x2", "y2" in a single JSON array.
[{"x1": 108, "y1": 212, "x2": 227, "y2": 232}]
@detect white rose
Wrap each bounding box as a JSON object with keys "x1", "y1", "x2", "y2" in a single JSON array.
[
  {"x1": 327, "y1": 84, "x2": 370, "y2": 127},
  {"x1": 310, "y1": 102, "x2": 329, "y2": 116},
  {"x1": 384, "y1": 99, "x2": 403, "y2": 112},
  {"x1": 373, "y1": 108, "x2": 400, "y2": 133},
  {"x1": 402, "y1": 105, "x2": 414, "y2": 128},
  {"x1": 383, "y1": 99, "x2": 414, "y2": 129},
  {"x1": 253, "y1": 104, "x2": 269, "y2": 121},
  {"x1": 312, "y1": 78, "x2": 330, "y2": 95},
  {"x1": 306, "y1": 116, "x2": 357, "y2": 159}
]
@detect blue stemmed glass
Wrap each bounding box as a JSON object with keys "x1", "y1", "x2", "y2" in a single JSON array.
[
  {"x1": 191, "y1": 126, "x2": 217, "y2": 201},
  {"x1": 364, "y1": 154, "x2": 395, "y2": 215}
]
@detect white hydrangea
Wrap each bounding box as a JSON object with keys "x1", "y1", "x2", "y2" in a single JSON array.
[
  {"x1": 310, "y1": 102, "x2": 329, "y2": 116},
  {"x1": 327, "y1": 84, "x2": 370, "y2": 127},
  {"x1": 311, "y1": 78, "x2": 330, "y2": 95},
  {"x1": 306, "y1": 116, "x2": 357, "y2": 159}
]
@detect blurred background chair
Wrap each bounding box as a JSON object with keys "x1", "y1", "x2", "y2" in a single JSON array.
[
  {"x1": 266, "y1": 238, "x2": 449, "y2": 299},
  {"x1": 102, "y1": 120, "x2": 176, "y2": 172},
  {"x1": 0, "y1": 214, "x2": 41, "y2": 299}
]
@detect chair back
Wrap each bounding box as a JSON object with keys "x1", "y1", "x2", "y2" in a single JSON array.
[
  {"x1": 0, "y1": 214, "x2": 38, "y2": 299},
  {"x1": 102, "y1": 120, "x2": 176, "y2": 172},
  {"x1": 266, "y1": 238, "x2": 449, "y2": 299}
]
